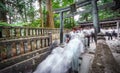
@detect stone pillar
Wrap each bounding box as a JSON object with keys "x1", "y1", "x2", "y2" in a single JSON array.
[
  {"x1": 16, "y1": 28, "x2": 20, "y2": 37},
  {"x1": 48, "y1": 32, "x2": 52, "y2": 46},
  {"x1": 2, "y1": 27, "x2": 10, "y2": 38},
  {"x1": 26, "y1": 28, "x2": 28, "y2": 37},
  {"x1": 20, "y1": 42, "x2": 24, "y2": 54},
  {"x1": 0, "y1": 44, "x2": 7, "y2": 60},
  {"x1": 11, "y1": 42, "x2": 17, "y2": 56}
]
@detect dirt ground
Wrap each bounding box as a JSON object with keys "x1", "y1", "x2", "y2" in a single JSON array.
[
  {"x1": 90, "y1": 39, "x2": 120, "y2": 73},
  {"x1": 107, "y1": 39, "x2": 120, "y2": 66}
]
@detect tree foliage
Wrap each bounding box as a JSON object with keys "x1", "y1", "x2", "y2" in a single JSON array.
[
  {"x1": 28, "y1": 19, "x2": 41, "y2": 27},
  {"x1": 79, "y1": 0, "x2": 120, "y2": 22},
  {"x1": 52, "y1": 0, "x2": 76, "y2": 29},
  {"x1": 64, "y1": 17, "x2": 75, "y2": 29},
  {"x1": 0, "y1": 0, "x2": 36, "y2": 24},
  {"x1": 0, "y1": 0, "x2": 119, "y2": 28}
]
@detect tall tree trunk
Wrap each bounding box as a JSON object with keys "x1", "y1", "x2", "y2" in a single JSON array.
[
  {"x1": 38, "y1": 0, "x2": 44, "y2": 27},
  {"x1": 0, "y1": 0, "x2": 7, "y2": 22},
  {"x1": 21, "y1": 13, "x2": 25, "y2": 23},
  {"x1": 30, "y1": 1, "x2": 34, "y2": 23},
  {"x1": 13, "y1": 7, "x2": 17, "y2": 23},
  {"x1": 43, "y1": 5, "x2": 46, "y2": 27},
  {"x1": 85, "y1": 17, "x2": 88, "y2": 21},
  {"x1": 46, "y1": 0, "x2": 54, "y2": 28},
  {"x1": 24, "y1": 5, "x2": 27, "y2": 22},
  {"x1": 8, "y1": 4, "x2": 12, "y2": 24}
]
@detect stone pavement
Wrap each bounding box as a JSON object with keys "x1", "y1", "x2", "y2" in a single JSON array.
[
  {"x1": 79, "y1": 53, "x2": 94, "y2": 73},
  {"x1": 79, "y1": 42, "x2": 96, "y2": 73}
]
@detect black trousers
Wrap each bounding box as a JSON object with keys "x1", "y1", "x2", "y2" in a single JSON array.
[
  {"x1": 0, "y1": 31, "x2": 2, "y2": 38},
  {"x1": 108, "y1": 34, "x2": 112, "y2": 40},
  {"x1": 86, "y1": 36, "x2": 90, "y2": 47}
]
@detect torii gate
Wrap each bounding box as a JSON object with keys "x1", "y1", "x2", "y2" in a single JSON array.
[{"x1": 54, "y1": 0, "x2": 100, "y2": 44}]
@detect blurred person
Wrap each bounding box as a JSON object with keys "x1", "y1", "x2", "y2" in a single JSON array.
[
  {"x1": 83, "y1": 27, "x2": 91, "y2": 48},
  {"x1": 112, "y1": 28, "x2": 117, "y2": 39},
  {"x1": 63, "y1": 30, "x2": 71, "y2": 44},
  {"x1": 108, "y1": 28, "x2": 113, "y2": 40},
  {"x1": 70, "y1": 27, "x2": 77, "y2": 39}
]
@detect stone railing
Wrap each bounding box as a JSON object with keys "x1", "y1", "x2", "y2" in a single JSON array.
[
  {"x1": 0, "y1": 26, "x2": 60, "y2": 40},
  {"x1": 0, "y1": 33, "x2": 52, "y2": 62},
  {"x1": 0, "y1": 33, "x2": 52, "y2": 72}
]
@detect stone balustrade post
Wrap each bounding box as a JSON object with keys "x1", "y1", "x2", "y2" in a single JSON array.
[{"x1": 48, "y1": 32, "x2": 52, "y2": 46}]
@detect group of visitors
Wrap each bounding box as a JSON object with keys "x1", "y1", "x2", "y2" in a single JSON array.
[
  {"x1": 64, "y1": 27, "x2": 118, "y2": 48},
  {"x1": 101, "y1": 28, "x2": 118, "y2": 40},
  {"x1": 64, "y1": 27, "x2": 95, "y2": 48}
]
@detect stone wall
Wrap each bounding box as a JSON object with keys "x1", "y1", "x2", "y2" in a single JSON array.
[{"x1": 0, "y1": 47, "x2": 51, "y2": 73}]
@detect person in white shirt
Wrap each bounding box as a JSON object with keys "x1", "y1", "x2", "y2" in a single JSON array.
[
  {"x1": 63, "y1": 30, "x2": 71, "y2": 45},
  {"x1": 69, "y1": 28, "x2": 77, "y2": 40},
  {"x1": 101, "y1": 28, "x2": 106, "y2": 35},
  {"x1": 82, "y1": 27, "x2": 91, "y2": 48}
]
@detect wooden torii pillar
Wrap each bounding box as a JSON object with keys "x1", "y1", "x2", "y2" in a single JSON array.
[
  {"x1": 91, "y1": 0, "x2": 100, "y2": 43},
  {"x1": 60, "y1": 12, "x2": 64, "y2": 44}
]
